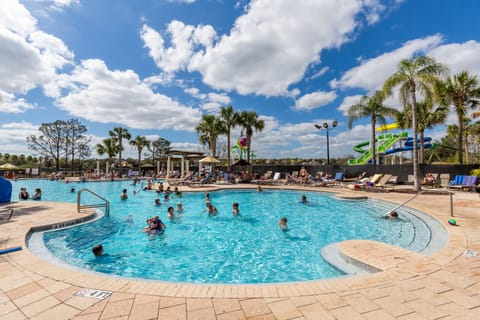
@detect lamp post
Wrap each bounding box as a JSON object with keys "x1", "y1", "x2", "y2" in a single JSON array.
[{"x1": 314, "y1": 121, "x2": 337, "y2": 165}]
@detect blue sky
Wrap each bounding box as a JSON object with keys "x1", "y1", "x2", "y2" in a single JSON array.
[{"x1": 1, "y1": 0, "x2": 480, "y2": 160}]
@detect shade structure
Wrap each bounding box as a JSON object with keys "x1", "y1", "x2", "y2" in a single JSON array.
[
  {"x1": 232, "y1": 159, "x2": 251, "y2": 166},
  {"x1": 0, "y1": 163, "x2": 18, "y2": 170},
  {"x1": 199, "y1": 156, "x2": 221, "y2": 163}
]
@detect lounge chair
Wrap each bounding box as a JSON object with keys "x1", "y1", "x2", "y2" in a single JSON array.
[
  {"x1": 449, "y1": 175, "x2": 478, "y2": 191},
  {"x1": 285, "y1": 172, "x2": 300, "y2": 185},
  {"x1": 386, "y1": 176, "x2": 398, "y2": 190},
  {"x1": 0, "y1": 207, "x2": 14, "y2": 221},
  {"x1": 371, "y1": 174, "x2": 392, "y2": 192},
  {"x1": 447, "y1": 175, "x2": 466, "y2": 190},
  {"x1": 439, "y1": 174, "x2": 450, "y2": 188},
  {"x1": 348, "y1": 174, "x2": 383, "y2": 190}
]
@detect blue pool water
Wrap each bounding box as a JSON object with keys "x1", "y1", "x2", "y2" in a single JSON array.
[{"x1": 15, "y1": 179, "x2": 432, "y2": 284}]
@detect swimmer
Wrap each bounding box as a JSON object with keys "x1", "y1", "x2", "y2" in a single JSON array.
[
  {"x1": 300, "y1": 195, "x2": 307, "y2": 204},
  {"x1": 205, "y1": 192, "x2": 210, "y2": 201},
  {"x1": 164, "y1": 193, "x2": 169, "y2": 201},
  {"x1": 31, "y1": 188, "x2": 42, "y2": 200},
  {"x1": 167, "y1": 206, "x2": 175, "y2": 219},
  {"x1": 92, "y1": 244, "x2": 105, "y2": 257},
  {"x1": 232, "y1": 202, "x2": 240, "y2": 216},
  {"x1": 120, "y1": 189, "x2": 128, "y2": 200},
  {"x1": 383, "y1": 211, "x2": 399, "y2": 219},
  {"x1": 176, "y1": 202, "x2": 184, "y2": 213},
  {"x1": 278, "y1": 217, "x2": 288, "y2": 230},
  {"x1": 206, "y1": 201, "x2": 217, "y2": 215},
  {"x1": 70, "y1": 187, "x2": 75, "y2": 193},
  {"x1": 257, "y1": 185, "x2": 263, "y2": 192},
  {"x1": 132, "y1": 190, "x2": 137, "y2": 195},
  {"x1": 154, "y1": 198, "x2": 161, "y2": 206}
]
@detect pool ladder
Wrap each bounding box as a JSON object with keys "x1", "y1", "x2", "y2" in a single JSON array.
[
  {"x1": 385, "y1": 190, "x2": 454, "y2": 217},
  {"x1": 77, "y1": 188, "x2": 110, "y2": 215}
]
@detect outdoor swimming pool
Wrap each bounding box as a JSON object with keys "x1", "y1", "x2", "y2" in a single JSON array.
[{"x1": 17, "y1": 179, "x2": 436, "y2": 284}]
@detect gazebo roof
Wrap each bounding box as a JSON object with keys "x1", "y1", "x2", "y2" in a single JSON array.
[{"x1": 166, "y1": 149, "x2": 206, "y2": 159}]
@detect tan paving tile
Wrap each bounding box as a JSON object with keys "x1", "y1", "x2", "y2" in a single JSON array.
[
  {"x1": 0, "y1": 310, "x2": 27, "y2": 320},
  {"x1": 21, "y1": 295, "x2": 62, "y2": 318},
  {"x1": 440, "y1": 289, "x2": 480, "y2": 309},
  {"x1": 267, "y1": 299, "x2": 302, "y2": 320},
  {"x1": 12, "y1": 287, "x2": 50, "y2": 308},
  {"x1": 216, "y1": 310, "x2": 246, "y2": 320},
  {"x1": 186, "y1": 298, "x2": 213, "y2": 311},
  {"x1": 289, "y1": 296, "x2": 318, "y2": 307},
  {"x1": 0, "y1": 301, "x2": 19, "y2": 316},
  {"x1": 78, "y1": 299, "x2": 109, "y2": 315},
  {"x1": 298, "y1": 302, "x2": 335, "y2": 320},
  {"x1": 404, "y1": 299, "x2": 449, "y2": 320},
  {"x1": 373, "y1": 296, "x2": 414, "y2": 318},
  {"x1": 212, "y1": 298, "x2": 242, "y2": 314},
  {"x1": 133, "y1": 294, "x2": 159, "y2": 305},
  {"x1": 99, "y1": 299, "x2": 133, "y2": 319},
  {"x1": 363, "y1": 309, "x2": 396, "y2": 320},
  {"x1": 129, "y1": 301, "x2": 159, "y2": 320},
  {"x1": 6, "y1": 282, "x2": 42, "y2": 300},
  {"x1": 71, "y1": 312, "x2": 102, "y2": 320},
  {"x1": 329, "y1": 305, "x2": 366, "y2": 320},
  {"x1": 315, "y1": 293, "x2": 347, "y2": 310},
  {"x1": 64, "y1": 296, "x2": 101, "y2": 310},
  {"x1": 29, "y1": 303, "x2": 80, "y2": 320},
  {"x1": 159, "y1": 296, "x2": 185, "y2": 308},
  {"x1": 187, "y1": 306, "x2": 216, "y2": 320},
  {"x1": 239, "y1": 299, "x2": 271, "y2": 318},
  {"x1": 245, "y1": 314, "x2": 276, "y2": 320},
  {"x1": 397, "y1": 312, "x2": 429, "y2": 320},
  {"x1": 157, "y1": 304, "x2": 186, "y2": 320},
  {"x1": 342, "y1": 293, "x2": 379, "y2": 313}
]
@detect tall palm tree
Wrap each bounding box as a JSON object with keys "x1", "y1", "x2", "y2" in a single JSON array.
[
  {"x1": 109, "y1": 127, "x2": 131, "y2": 171},
  {"x1": 435, "y1": 70, "x2": 480, "y2": 164},
  {"x1": 96, "y1": 138, "x2": 118, "y2": 173},
  {"x1": 129, "y1": 135, "x2": 150, "y2": 173},
  {"x1": 219, "y1": 105, "x2": 240, "y2": 171},
  {"x1": 238, "y1": 111, "x2": 265, "y2": 164},
  {"x1": 195, "y1": 114, "x2": 224, "y2": 157},
  {"x1": 348, "y1": 90, "x2": 399, "y2": 165},
  {"x1": 383, "y1": 56, "x2": 448, "y2": 191},
  {"x1": 396, "y1": 100, "x2": 447, "y2": 163}
]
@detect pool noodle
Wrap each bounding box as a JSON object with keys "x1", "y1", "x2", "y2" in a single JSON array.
[{"x1": 0, "y1": 246, "x2": 22, "y2": 255}]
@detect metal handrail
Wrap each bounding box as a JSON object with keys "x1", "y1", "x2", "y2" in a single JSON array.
[
  {"x1": 385, "y1": 189, "x2": 454, "y2": 217},
  {"x1": 77, "y1": 188, "x2": 110, "y2": 215}
]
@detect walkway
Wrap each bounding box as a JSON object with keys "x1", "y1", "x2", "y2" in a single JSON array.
[{"x1": 1, "y1": 186, "x2": 480, "y2": 319}]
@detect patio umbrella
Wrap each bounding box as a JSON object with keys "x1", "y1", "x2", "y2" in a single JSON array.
[
  {"x1": 199, "y1": 156, "x2": 220, "y2": 163},
  {"x1": 0, "y1": 163, "x2": 18, "y2": 170}
]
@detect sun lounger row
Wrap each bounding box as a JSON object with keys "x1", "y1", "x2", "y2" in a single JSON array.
[{"x1": 447, "y1": 175, "x2": 478, "y2": 191}]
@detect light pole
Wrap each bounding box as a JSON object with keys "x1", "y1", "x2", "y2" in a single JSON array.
[{"x1": 314, "y1": 121, "x2": 337, "y2": 165}]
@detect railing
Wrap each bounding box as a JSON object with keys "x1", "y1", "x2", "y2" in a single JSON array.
[
  {"x1": 77, "y1": 188, "x2": 110, "y2": 215},
  {"x1": 385, "y1": 190, "x2": 454, "y2": 217}
]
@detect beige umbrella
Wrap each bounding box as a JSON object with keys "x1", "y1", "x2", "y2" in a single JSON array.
[
  {"x1": 199, "y1": 156, "x2": 220, "y2": 163},
  {"x1": 0, "y1": 163, "x2": 18, "y2": 170}
]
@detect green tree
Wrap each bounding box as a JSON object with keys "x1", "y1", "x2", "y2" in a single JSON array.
[
  {"x1": 27, "y1": 120, "x2": 67, "y2": 171},
  {"x1": 435, "y1": 70, "x2": 480, "y2": 164},
  {"x1": 129, "y1": 135, "x2": 150, "y2": 173},
  {"x1": 65, "y1": 119, "x2": 90, "y2": 171},
  {"x1": 148, "y1": 137, "x2": 171, "y2": 168},
  {"x1": 96, "y1": 138, "x2": 118, "y2": 173},
  {"x1": 383, "y1": 56, "x2": 448, "y2": 191},
  {"x1": 348, "y1": 90, "x2": 398, "y2": 164},
  {"x1": 109, "y1": 127, "x2": 131, "y2": 171},
  {"x1": 238, "y1": 111, "x2": 265, "y2": 164},
  {"x1": 219, "y1": 105, "x2": 240, "y2": 171},
  {"x1": 396, "y1": 100, "x2": 447, "y2": 163},
  {"x1": 195, "y1": 114, "x2": 224, "y2": 158}
]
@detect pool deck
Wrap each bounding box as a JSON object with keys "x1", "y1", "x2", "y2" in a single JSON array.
[{"x1": 1, "y1": 184, "x2": 480, "y2": 319}]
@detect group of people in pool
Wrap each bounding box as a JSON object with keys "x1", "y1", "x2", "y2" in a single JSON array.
[{"x1": 18, "y1": 187, "x2": 42, "y2": 200}]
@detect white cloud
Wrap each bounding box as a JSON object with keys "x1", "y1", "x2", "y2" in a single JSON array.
[
  {"x1": 51, "y1": 0, "x2": 80, "y2": 9},
  {"x1": 141, "y1": 21, "x2": 216, "y2": 74},
  {"x1": 0, "y1": 90, "x2": 36, "y2": 113},
  {"x1": 330, "y1": 34, "x2": 443, "y2": 91},
  {"x1": 294, "y1": 91, "x2": 337, "y2": 111},
  {"x1": 0, "y1": 0, "x2": 74, "y2": 112},
  {"x1": 429, "y1": 40, "x2": 480, "y2": 77},
  {"x1": 50, "y1": 59, "x2": 202, "y2": 130},
  {"x1": 188, "y1": 0, "x2": 382, "y2": 97},
  {"x1": 0, "y1": 121, "x2": 40, "y2": 154},
  {"x1": 337, "y1": 94, "x2": 363, "y2": 116}
]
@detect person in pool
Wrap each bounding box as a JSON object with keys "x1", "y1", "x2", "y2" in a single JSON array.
[
  {"x1": 31, "y1": 188, "x2": 42, "y2": 200},
  {"x1": 154, "y1": 198, "x2": 161, "y2": 206},
  {"x1": 120, "y1": 189, "x2": 128, "y2": 200},
  {"x1": 206, "y1": 201, "x2": 217, "y2": 215},
  {"x1": 92, "y1": 244, "x2": 106, "y2": 257},
  {"x1": 278, "y1": 217, "x2": 288, "y2": 230},
  {"x1": 257, "y1": 185, "x2": 263, "y2": 192},
  {"x1": 300, "y1": 195, "x2": 308, "y2": 204},
  {"x1": 232, "y1": 202, "x2": 240, "y2": 216},
  {"x1": 384, "y1": 211, "x2": 399, "y2": 220},
  {"x1": 167, "y1": 206, "x2": 175, "y2": 219},
  {"x1": 176, "y1": 202, "x2": 184, "y2": 213}
]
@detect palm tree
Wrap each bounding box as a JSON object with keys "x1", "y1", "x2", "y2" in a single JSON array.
[
  {"x1": 195, "y1": 114, "x2": 224, "y2": 157},
  {"x1": 396, "y1": 100, "x2": 447, "y2": 163},
  {"x1": 435, "y1": 70, "x2": 480, "y2": 164},
  {"x1": 383, "y1": 56, "x2": 448, "y2": 191},
  {"x1": 219, "y1": 105, "x2": 240, "y2": 171},
  {"x1": 129, "y1": 135, "x2": 150, "y2": 173},
  {"x1": 348, "y1": 90, "x2": 399, "y2": 165},
  {"x1": 96, "y1": 138, "x2": 118, "y2": 173},
  {"x1": 238, "y1": 111, "x2": 265, "y2": 164},
  {"x1": 109, "y1": 127, "x2": 131, "y2": 172}
]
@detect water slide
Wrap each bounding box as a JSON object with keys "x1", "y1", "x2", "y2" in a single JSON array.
[
  {"x1": 0, "y1": 177, "x2": 12, "y2": 204},
  {"x1": 349, "y1": 132, "x2": 408, "y2": 165},
  {"x1": 384, "y1": 137, "x2": 433, "y2": 155}
]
